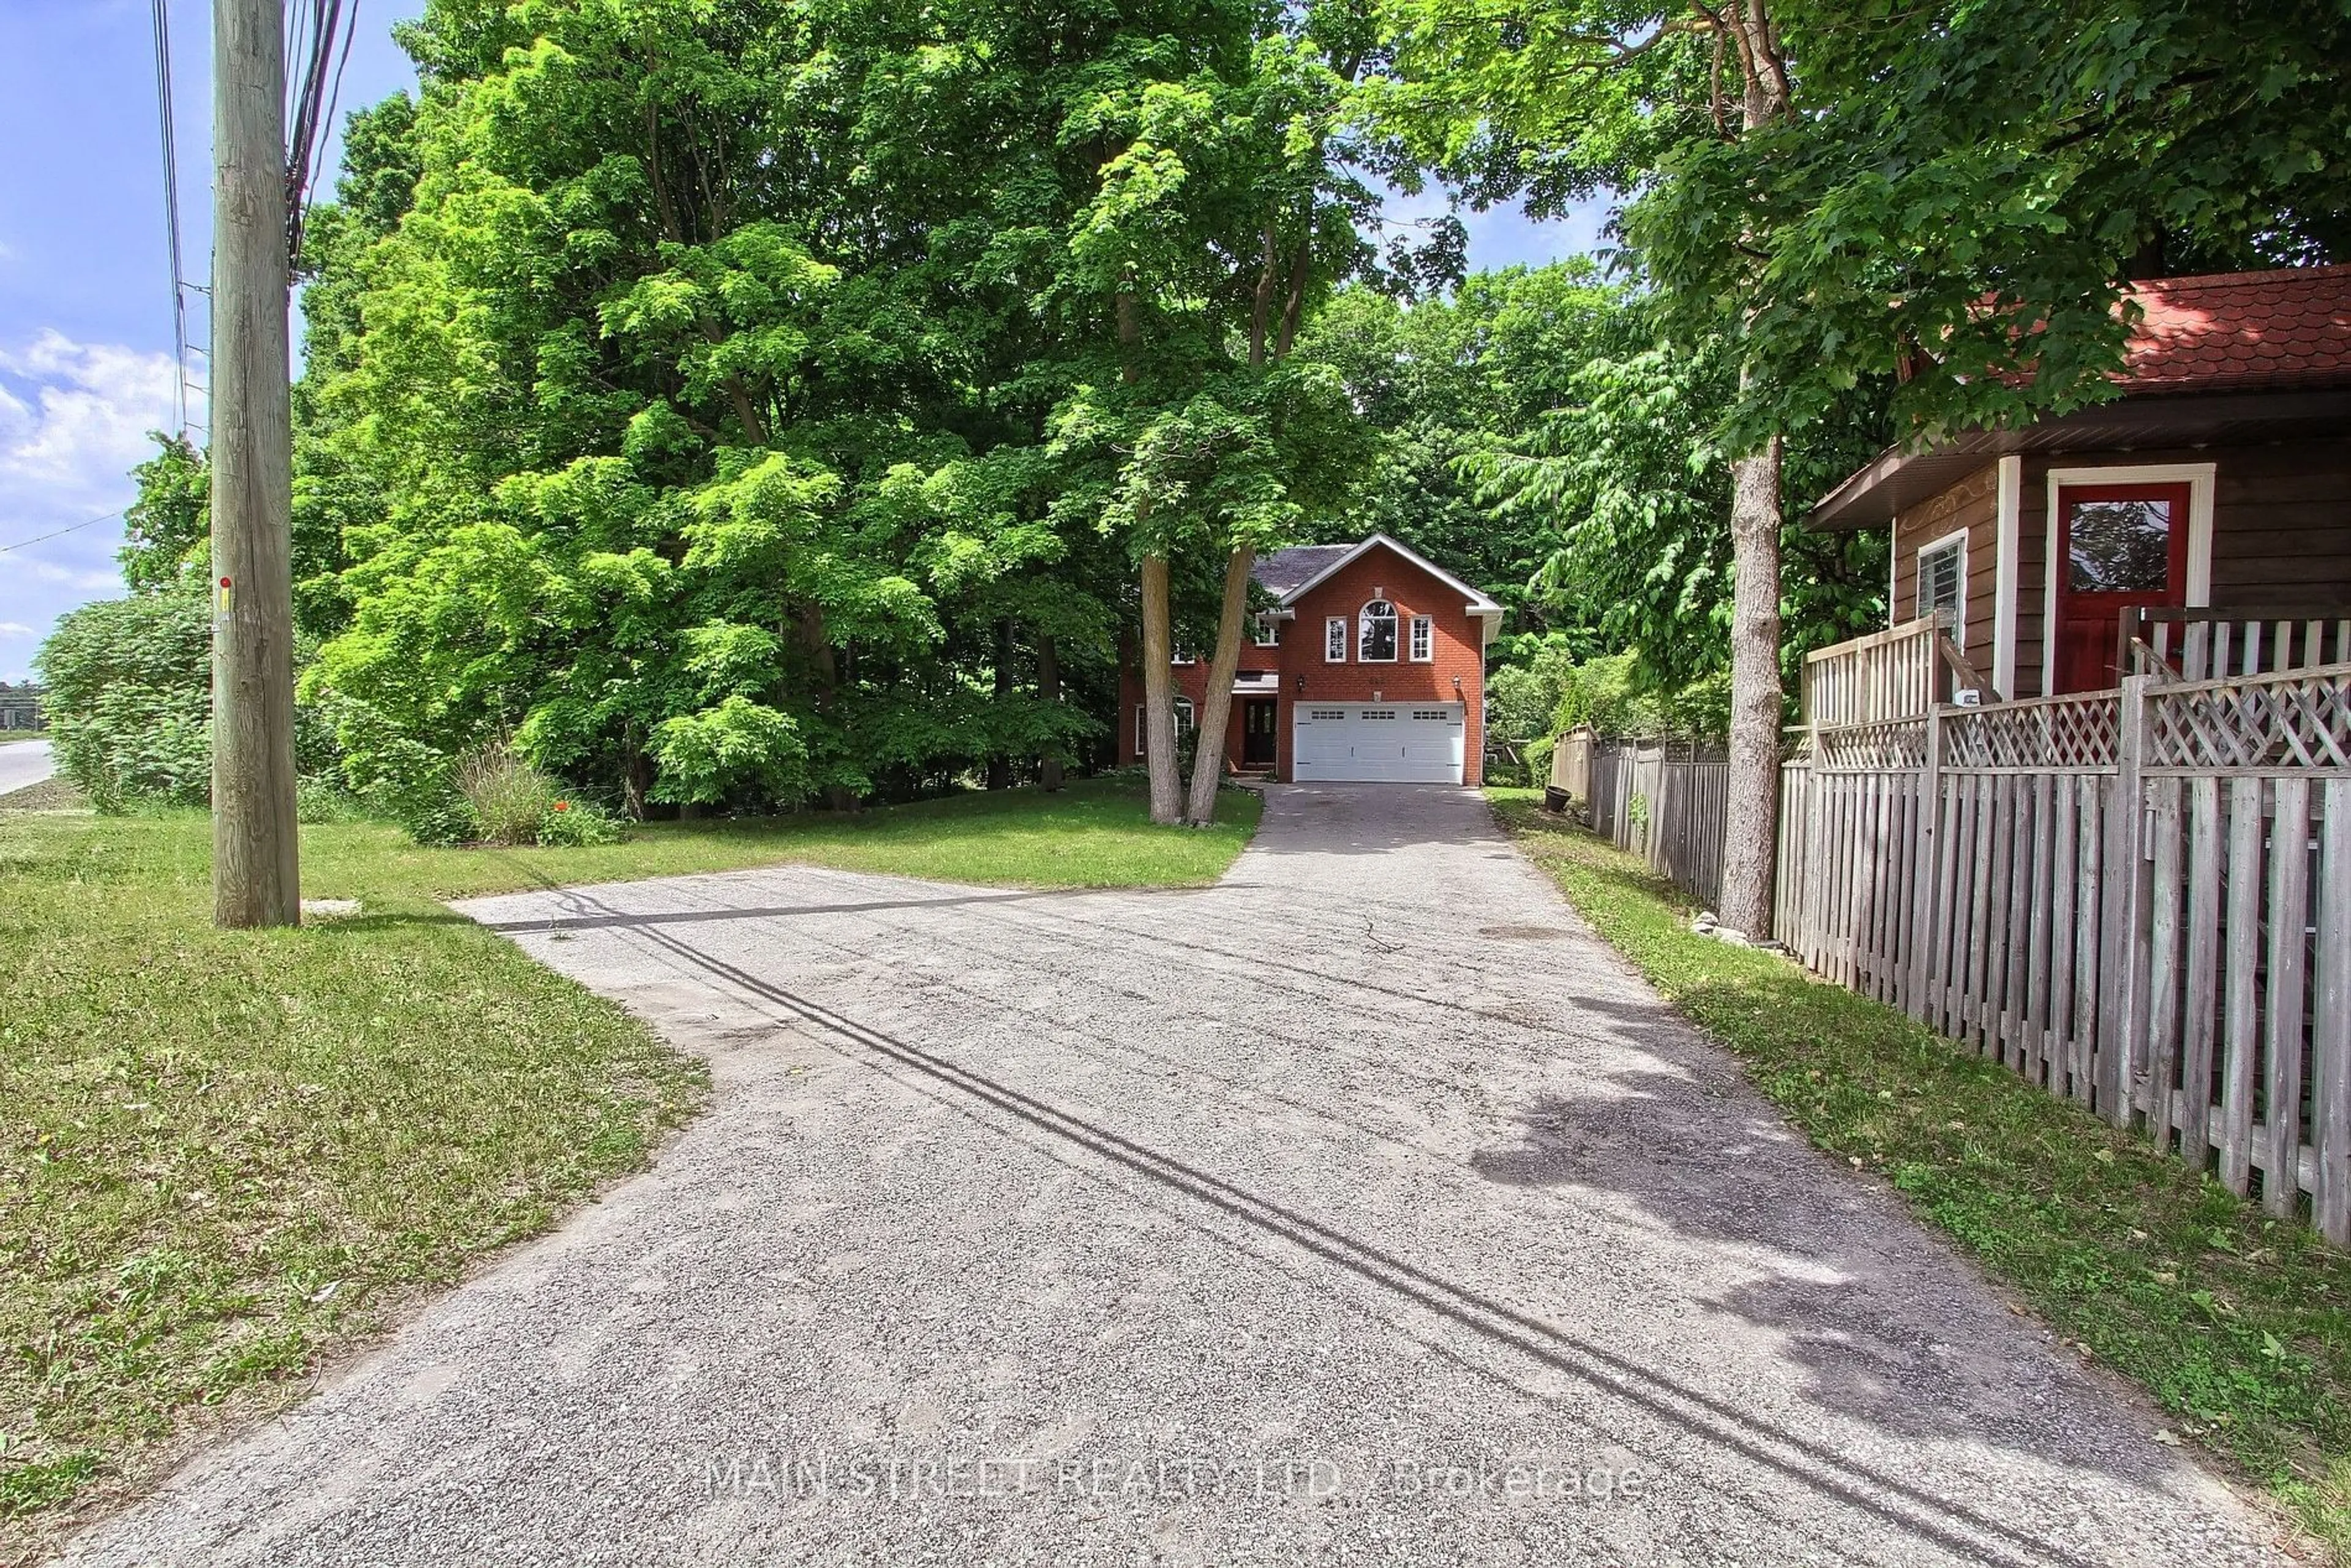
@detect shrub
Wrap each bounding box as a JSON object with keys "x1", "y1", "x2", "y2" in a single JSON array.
[
  {"x1": 536, "y1": 797, "x2": 624, "y2": 847},
  {"x1": 294, "y1": 776, "x2": 365, "y2": 824},
  {"x1": 1522, "y1": 732, "x2": 1557, "y2": 788},
  {"x1": 316, "y1": 692, "x2": 473, "y2": 844},
  {"x1": 456, "y1": 742, "x2": 563, "y2": 846},
  {"x1": 1486, "y1": 634, "x2": 1583, "y2": 743},
  {"x1": 649, "y1": 696, "x2": 810, "y2": 807},
  {"x1": 36, "y1": 587, "x2": 212, "y2": 811},
  {"x1": 1552, "y1": 651, "x2": 1666, "y2": 736}
]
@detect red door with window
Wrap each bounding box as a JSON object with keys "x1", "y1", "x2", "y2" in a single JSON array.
[{"x1": 2052, "y1": 482, "x2": 2191, "y2": 692}]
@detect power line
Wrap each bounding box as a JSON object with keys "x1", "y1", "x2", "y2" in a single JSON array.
[
  {"x1": 0, "y1": 511, "x2": 125, "y2": 558},
  {"x1": 285, "y1": 0, "x2": 361, "y2": 263},
  {"x1": 149, "y1": 0, "x2": 193, "y2": 437}
]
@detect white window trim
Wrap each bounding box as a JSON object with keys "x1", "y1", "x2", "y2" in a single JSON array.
[
  {"x1": 1133, "y1": 697, "x2": 1195, "y2": 755},
  {"x1": 1357, "y1": 599, "x2": 1399, "y2": 664},
  {"x1": 1324, "y1": 617, "x2": 1347, "y2": 662},
  {"x1": 1408, "y1": 615, "x2": 1434, "y2": 662},
  {"x1": 1992, "y1": 455, "x2": 2022, "y2": 699},
  {"x1": 1887, "y1": 522, "x2": 1900, "y2": 631},
  {"x1": 2039, "y1": 462, "x2": 2216, "y2": 696},
  {"x1": 1915, "y1": 527, "x2": 1970, "y2": 648},
  {"x1": 1250, "y1": 612, "x2": 1279, "y2": 648}
]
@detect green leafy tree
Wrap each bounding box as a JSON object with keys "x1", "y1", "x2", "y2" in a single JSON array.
[
  {"x1": 1380, "y1": 0, "x2": 1806, "y2": 937},
  {"x1": 117, "y1": 435, "x2": 211, "y2": 594},
  {"x1": 1043, "y1": 0, "x2": 1393, "y2": 825},
  {"x1": 1463, "y1": 308, "x2": 1888, "y2": 696},
  {"x1": 303, "y1": 0, "x2": 1131, "y2": 819},
  {"x1": 1295, "y1": 263, "x2": 1627, "y2": 631},
  {"x1": 1633, "y1": 0, "x2": 2351, "y2": 448}
]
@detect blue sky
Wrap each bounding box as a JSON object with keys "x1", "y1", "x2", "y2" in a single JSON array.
[{"x1": 0, "y1": 0, "x2": 1606, "y2": 680}]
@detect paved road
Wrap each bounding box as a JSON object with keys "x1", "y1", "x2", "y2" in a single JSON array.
[
  {"x1": 66, "y1": 786, "x2": 2292, "y2": 1566},
  {"x1": 0, "y1": 738, "x2": 53, "y2": 796}
]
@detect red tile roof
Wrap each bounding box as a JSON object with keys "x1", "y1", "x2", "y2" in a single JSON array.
[{"x1": 2119, "y1": 265, "x2": 2351, "y2": 393}]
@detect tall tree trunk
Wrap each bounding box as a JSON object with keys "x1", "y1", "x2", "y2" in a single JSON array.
[
  {"x1": 1117, "y1": 286, "x2": 1182, "y2": 825},
  {"x1": 621, "y1": 725, "x2": 649, "y2": 820},
  {"x1": 987, "y1": 617, "x2": 1014, "y2": 790},
  {"x1": 1183, "y1": 546, "x2": 1255, "y2": 826},
  {"x1": 1036, "y1": 633, "x2": 1063, "y2": 792},
  {"x1": 1715, "y1": 433, "x2": 1783, "y2": 938},
  {"x1": 1711, "y1": 0, "x2": 1792, "y2": 939},
  {"x1": 1139, "y1": 554, "x2": 1182, "y2": 823},
  {"x1": 798, "y1": 602, "x2": 854, "y2": 811}
]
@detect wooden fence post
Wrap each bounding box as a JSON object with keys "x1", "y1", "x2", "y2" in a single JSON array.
[
  {"x1": 2315, "y1": 778, "x2": 2351, "y2": 1245},
  {"x1": 1907, "y1": 705, "x2": 1942, "y2": 1021},
  {"x1": 2100, "y1": 674, "x2": 2152, "y2": 1127}
]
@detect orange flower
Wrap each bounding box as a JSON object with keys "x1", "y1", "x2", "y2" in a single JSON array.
[{"x1": 553, "y1": 800, "x2": 571, "y2": 812}]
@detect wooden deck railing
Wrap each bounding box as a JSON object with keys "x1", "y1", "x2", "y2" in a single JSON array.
[
  {"x1": 1802, "y1": 613, "x2": 1938, "y2": 728},
  {"x1": 2123, "y1": 605, "x2": 2351, "y2": 683}
]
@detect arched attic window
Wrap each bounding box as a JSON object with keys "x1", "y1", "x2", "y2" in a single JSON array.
[{"x1": 1358, "y1": 598, "x2": 1398, "y2": 662}]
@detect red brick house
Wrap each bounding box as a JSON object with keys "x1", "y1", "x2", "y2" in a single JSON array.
[
  {"x1": 1118, "y1": 534, "x2": 1504, "y2": 784},
  {"x1": 1810, "y1": 266, "x2": 2351, "y2": 692}
]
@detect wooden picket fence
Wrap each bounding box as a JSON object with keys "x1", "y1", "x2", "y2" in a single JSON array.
[
  {"x1": 1777, "y1": 660, "x2": 2351, "y2": 1241},
  {"x1": 1580, "y1": 736, "x2": 1731, "y2": 910}
]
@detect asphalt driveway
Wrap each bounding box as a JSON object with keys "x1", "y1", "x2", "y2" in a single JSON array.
[
  {"x1": 0, "y1": 738, "x2": 54, "y2": 797},
  {"x1": 65, "y1": 786, "x2": 2293, "y2": 1566}
]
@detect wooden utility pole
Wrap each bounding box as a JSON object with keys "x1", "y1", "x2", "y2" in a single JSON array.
[{"x1": 209, "y1": 0, "x2": 301, "y2": 927}]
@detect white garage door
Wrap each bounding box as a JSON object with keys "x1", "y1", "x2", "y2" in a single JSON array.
[{"x1": 1292, "y1": 703, "x2": 1465, "y2": 783}]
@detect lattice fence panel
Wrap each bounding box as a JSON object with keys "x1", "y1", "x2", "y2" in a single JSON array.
[
  {"x1": 1943, "y1": 694, "x2": 2121, "y2": 771},
  {"x1": 2147, "y1": 663, "x2": 2351, "y2": 771},
  {"x1": 1812, "y1": 718, "x2": 1927, "y2": 771}
]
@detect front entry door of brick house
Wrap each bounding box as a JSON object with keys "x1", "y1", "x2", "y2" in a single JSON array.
[
  {"x1": 1241, "y1": 698, "x2": 1278, "y2": 767},
  {"x1": 2053, "y1": 481, "x2": 2191, "y2": 692}
]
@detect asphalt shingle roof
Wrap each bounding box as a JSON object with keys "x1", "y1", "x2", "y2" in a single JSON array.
[
  {"x1": 1252, "y1": 544, "x2": 1354, "y2": 595},
  {"x1": 2119, "y1": 265, "x2": 2351, "y2": 394}
]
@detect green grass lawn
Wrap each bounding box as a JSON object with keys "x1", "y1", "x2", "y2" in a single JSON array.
[
  {"x1": 1490, "y1": 789, "x2": 2351, "y2": 1559},
  {"x1": 0, "y1": 777, "x2": 1256, "y2": 1552}
]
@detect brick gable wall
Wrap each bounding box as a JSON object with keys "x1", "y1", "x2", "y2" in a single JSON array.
[{"x1": 1117, "y1": 542, "x2": 1489, "y2": 783}]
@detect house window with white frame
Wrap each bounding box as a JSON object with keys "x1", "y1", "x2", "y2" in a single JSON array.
[
  {"x1": 1134, "y1": 696, "x2": 1196, "y2": 756},
  {"x1": 1916, "y1": 534, "x2": 1967, "y2": 646},
  {"x1": 1324, "y1": 617, "x2": 1347, "y2": 662},
  {"x1": 1358, "y1": 599, "x2": 1398, "y2": 662},
  {"x1": 1251, "y1": 612, "x2": 1280, "y2": 647},
  {"x1": 1408, "y1": 615, "x2": 1433, "y2": 662}
]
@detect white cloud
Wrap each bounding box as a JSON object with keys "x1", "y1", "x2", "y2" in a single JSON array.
[
  {"x1": 19, "y1": 559, "x2": 124, "y2": 591},
  {"x1": 0, "y1": 329, "x2": 173, "y2": 651},
  {"x1": 0, "y1": 621, "x2": 35, "y2": 636},
  {"x1": 0, "y1": 330, "x2": 181, "y2": 512}
]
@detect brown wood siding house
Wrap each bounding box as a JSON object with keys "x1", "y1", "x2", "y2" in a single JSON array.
[{"x1": 1818, "y1": 266, "x2": 2351, "y2": 694}]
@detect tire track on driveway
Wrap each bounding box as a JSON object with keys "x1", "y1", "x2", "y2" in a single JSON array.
[{"x1": 66, "y1": 785, "x2": 2299, "y2": 1567}]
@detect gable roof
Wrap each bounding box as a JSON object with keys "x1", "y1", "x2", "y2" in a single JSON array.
[
  {"x1": 1810, "y1": 266, "x2": 2351, "y2": 530},
  {"x1": 1256, "y1": 534, "x2": 1505, "y2": 617}
]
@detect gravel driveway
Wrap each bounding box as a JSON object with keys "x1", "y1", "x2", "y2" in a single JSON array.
[{"x1": 65, "y1": 785, "x2": 2293, "y2": 1566}]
